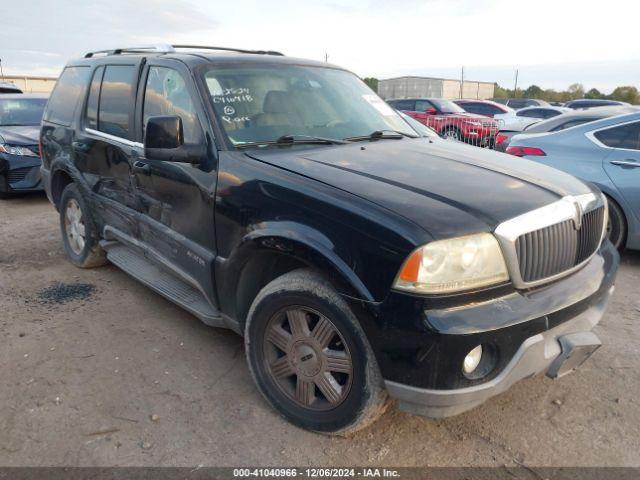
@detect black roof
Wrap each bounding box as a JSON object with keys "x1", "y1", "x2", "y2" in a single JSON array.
[{"x1": 69, "y1": 45, "x2": 341, "y2": 71}]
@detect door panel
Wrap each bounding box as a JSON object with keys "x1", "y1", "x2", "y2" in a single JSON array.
[
  {"x1": 603, "y1": 150, "x2": 640, "y2": 223},
  {"x1": 132, "y1": 61, "x2": 219, "y2": 308},
  {"x1": 74, "y1": 62, "x2": 142, "y2": 239}
]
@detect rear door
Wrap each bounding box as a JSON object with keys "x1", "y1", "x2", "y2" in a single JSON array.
[
  {"x1": 76, "y1": 61, "x2": 143, "y2": 238},
  {"x1": 596, "y1": 120, "x2": 640, "y2": 222},
  {"x1": 131, "y1": 58, "x2": 219, "y2": 308}
]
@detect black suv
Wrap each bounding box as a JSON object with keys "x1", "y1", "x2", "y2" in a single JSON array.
[{"x1": 41, "y1": 45, "x2": 619, "y2": 435}]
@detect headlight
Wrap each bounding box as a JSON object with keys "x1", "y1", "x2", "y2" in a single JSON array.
[
  {"x1": 394, "y1": 233, "x2": 509, "y2": 294},
  {"x1": 0, "y1": 144, "x2": 38, "y2": 157}
]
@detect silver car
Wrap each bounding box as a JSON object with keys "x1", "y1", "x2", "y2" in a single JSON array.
[
  {"x1": 496, "y1": 106, "x2": 639, "y2": 152},
  {"x1": 508, "y1": 111, "x2": 640, "y2": 250}
]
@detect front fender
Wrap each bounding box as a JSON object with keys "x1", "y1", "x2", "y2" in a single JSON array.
[{"x1": 222, "y1": 220, "x2": 374, "y2": 301}]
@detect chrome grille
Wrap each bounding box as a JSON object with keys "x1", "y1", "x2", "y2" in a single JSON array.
[{"x1": 514, "y1": 206, "x2": 605, "y2": 283}]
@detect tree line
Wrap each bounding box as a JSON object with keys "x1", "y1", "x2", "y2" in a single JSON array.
[
  {"x1": 362, "y1": 77, "x2": 639, "y2": 105},
  {"x1": 493, "y1": 83, "x2": 640, "y2": 104}
]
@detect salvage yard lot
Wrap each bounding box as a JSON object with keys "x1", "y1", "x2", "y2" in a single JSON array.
[{"x1": 1, "y1": 195, "x2": 639, "y2": 467}]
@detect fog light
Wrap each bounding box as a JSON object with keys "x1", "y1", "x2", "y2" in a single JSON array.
[{"x1": 463, "y1": 345, "x2": 483, "y2": 374}]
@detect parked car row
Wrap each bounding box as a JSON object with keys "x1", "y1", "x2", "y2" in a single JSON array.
[
  {"x1": 390, "y1": 93, "x2": 640, "y2": 252},
  {"x1": 495, "y1": 106, "x2": 639, "y2": 152},
  {"x1": 506, "y1": 110, "x2": 640, "y2": 250},
  {"x1": 492, "y1": 97, "x2": 630, "y2": 110},
  {"x1": 387, "y1": 98, "x2": 499, "y2": 147}
]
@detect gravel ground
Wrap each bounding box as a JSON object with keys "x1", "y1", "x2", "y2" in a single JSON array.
[{"x1": 0, "y1": 194, "x2": 639, "y2": 467}]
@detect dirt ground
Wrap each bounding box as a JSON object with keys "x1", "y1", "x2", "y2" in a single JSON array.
[{"x1": 1, "y1": 194, "x2": 639, "y2": 467}]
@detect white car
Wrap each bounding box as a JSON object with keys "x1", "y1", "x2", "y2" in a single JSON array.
[{"x1": 494, "y1": 106, "x2": 570, "y2": 132}]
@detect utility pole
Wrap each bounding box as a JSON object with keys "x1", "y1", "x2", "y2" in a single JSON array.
[
  {"x1": 324, "y1": 52, "x2": 328, "y2": 63},
  {"x1": 459, "y1": 66, "x2": 464, "y2": 99},
  {"x1": 513, "y1": 69, "x2": 519, "y2": 97},
  {"x1": 0, "y1": 58, "x2": 4, "y2": 81}
]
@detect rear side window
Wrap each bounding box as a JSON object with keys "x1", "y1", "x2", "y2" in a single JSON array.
[
  {"x1": 392, "y1": 99, "x2": 415, "y2": 111},
  {"x1": 98, "y1": 65, "x2": 136, "y2": 139},
  {"x1": 44, "y1": 66, "x2": 90, "y2": 126},
  {"x1": 508, "y1": 99, "x2": 527, "y2": 109},
  {"x1": 551, "y1": 118, "x2": 593, "y2": 131},
  {"x1": 415, "y1": 100, "x2": 432, "y2": 111},
  {"x1": 541, "y1": 109, "x2": 561, "y2": 119},
  {"x1": 594, "y1": 122, "x2": 640, "y2": 150},
  {"x1": 517, "y1": 109, "x2": 542, "y2": 118}
]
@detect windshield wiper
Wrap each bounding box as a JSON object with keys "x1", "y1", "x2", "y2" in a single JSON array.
[
  {"x1": 236, "y1": 134, "x2": 350, "y2": 149},
  {"x1": 344, "y1": 129, "x2": 418, "y2": 142}
]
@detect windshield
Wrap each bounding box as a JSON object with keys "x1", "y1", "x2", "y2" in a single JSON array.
[
  {"x1": 430, "y1": 99, "x2": 465, "y2": 114},
  {"x1": 0, "y1": 98, "x2": 47, "y2": 126},
  {"x1": 203, "y1": 65, "x2": 415, "y2": 146}
]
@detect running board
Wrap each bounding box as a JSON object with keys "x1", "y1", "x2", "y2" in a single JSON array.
[{"x1": 104, "y1": 243, "x2": 225, "y2": 328}]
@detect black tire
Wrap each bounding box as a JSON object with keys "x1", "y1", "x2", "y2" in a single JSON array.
[
  {"x1": 245, "y1": 269, "x2": 388, "y2": 435},
  {"x1": 0, "y1": 174, "x2": 11, "y2": 199},
  {"x1": 606, "y1": 195, "x2": 627, "y2": 250},
  {"x1": 442, "y1": 127, "x2": 461, "y2": 141},
  {"x1": 59, "y1": 183, "x2": 108, "y2": 268}
]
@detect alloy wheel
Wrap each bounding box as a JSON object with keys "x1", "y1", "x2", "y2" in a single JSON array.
[
  {"x1": 263, "y1": 306, "x2": 353, "y2": 410},
  {"x1": 64, "y1": 198, "x2": 86, "y2": 255}
]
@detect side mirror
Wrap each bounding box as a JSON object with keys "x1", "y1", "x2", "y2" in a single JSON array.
[
  {"x1": 144, "y1": 115, "x2": 202, "y2": 163},
  {"x1": 425, "y1": 107, "x2": 437, "y2": 115}
]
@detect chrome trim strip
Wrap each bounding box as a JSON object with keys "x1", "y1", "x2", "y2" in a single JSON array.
[
  {"x1": 85, "y1": 128, "x2": 144, "y2": 148},
  {"x1": 494, "y1": 192, "x2": 606, "y2": 289}
]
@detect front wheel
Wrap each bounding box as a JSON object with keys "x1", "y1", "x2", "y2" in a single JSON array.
[
  {"x1": 59, "y1": 183, "x2": 108, "y2": 268},
  {"x1": 245, "y1": 270, "x2": 388, "y2": 435},
  {"x1": 442, "y1": 127, "x2": 461, "y2": 141},
  {"x1": 606, "y1": 196, "x2": 627, "y2": 250}
]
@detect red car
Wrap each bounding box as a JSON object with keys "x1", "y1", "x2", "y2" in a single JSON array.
[{"x1": 388, "y1": 98, "x2": 499, "y2": 146}]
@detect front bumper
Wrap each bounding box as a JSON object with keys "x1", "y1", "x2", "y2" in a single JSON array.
[
  {"x1": 386, "y1": 284, "x2": 612, "y2": 418},
  {"x1": 0, "y1": 155, "x2": 43, "y2": 193},
  {"x1": 359, "y1": 240, "x2": 619, "y2": 418}
]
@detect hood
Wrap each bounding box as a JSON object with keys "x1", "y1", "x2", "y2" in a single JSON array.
[
  {"x1": 246, "y1": 138, "x2": 592, "y2": 240},
  {"x1": 0, "y1": 125, "x2": 40, "y2": 145},
  {"x1": 445, "y1": 112, "x2": 492, "y2": 121}
]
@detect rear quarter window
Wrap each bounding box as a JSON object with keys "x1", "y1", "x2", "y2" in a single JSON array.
[
  {"x1": 594, "y1": 122, "x2": 640, "y2": 150},
  {"x1": 43, "y1": 66, "x2": 91, "y2": 126}
]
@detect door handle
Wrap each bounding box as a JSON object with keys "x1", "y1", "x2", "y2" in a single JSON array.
[
  {"x1": 610, "y1": 159, "x2": 640, "y2": 168},
  {"x1": 132, "y1": 160, "x2": 151, "y2": 175}
]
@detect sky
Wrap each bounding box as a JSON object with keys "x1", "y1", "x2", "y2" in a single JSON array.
[{"x1": 2, "y1": 0, "x2": 639, "y2": 93}]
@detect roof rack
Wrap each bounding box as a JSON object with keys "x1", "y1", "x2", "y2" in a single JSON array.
[
  {"x1": 172, "y1": 45, "x2": 284, "y2": 56},
  {"x1": 84, "y1": 44, "x2": 284, "y2": 58},
  {"x1": 84, "y1": 44, "x2": 175, "y2": 58}
]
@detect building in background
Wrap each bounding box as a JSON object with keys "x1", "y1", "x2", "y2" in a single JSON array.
[
  {"x1": 0, "y1": 75, "x2": 57, "y2": 93},
  {"x1": 377, "y1": 76, "x2": 495, "y2": 100}
]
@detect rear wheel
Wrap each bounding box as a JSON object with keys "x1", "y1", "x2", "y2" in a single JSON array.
[
  {"x1": 245, "y1": 270, "x2": 388, "y2": 435},
  {"x1": 606, "y1": 196, "x2": 627, "y2": 250},
  {"x1": 59, "y1": 183, "x2": 108, "y2": 268}
]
